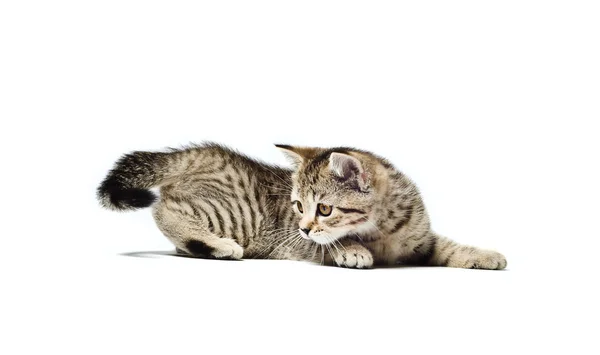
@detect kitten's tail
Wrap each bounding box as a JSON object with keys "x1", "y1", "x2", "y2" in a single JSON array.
[{"x1": 97, "y1": 149, "x2": 189, "y2": 211}]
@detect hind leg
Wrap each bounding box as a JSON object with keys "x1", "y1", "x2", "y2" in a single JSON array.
[
  {"x1": 153, "y1": 203, "x2": 243, "y2": 260},
  {"x1": 427, "y1": 233, "x2": 506, "y2": 270}
]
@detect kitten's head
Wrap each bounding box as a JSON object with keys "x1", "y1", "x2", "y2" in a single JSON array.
[{"x1": 276, "y1": 145, "x2": 379, "y2": 245}]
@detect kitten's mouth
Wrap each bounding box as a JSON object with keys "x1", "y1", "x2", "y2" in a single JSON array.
[
  {"x1": 310, "y1": 237, "x2": 334, "y2": 245},
  {"x1": 307, "y1": 233, "x2": 347, "y2": 245},
  {"x1": 301, "y1": 228, "x2": 368, "y2": 245}
]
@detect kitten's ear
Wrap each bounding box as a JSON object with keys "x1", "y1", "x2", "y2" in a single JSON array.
[
  {"x1": 275, "y1": 144, "x2": 305, "y2": 167},
  {"x1": 329, "y1": 152, "x2": 368, "y2": 191}
]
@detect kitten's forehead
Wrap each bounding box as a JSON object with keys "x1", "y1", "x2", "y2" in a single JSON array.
[
  {"x1": 293, "y1": 169, "x2": 336, "y2": 198},
  {"x1": 291, "y1": 147, "x2": 369, "y2": 202},
  {"x1": 292, "y1": 180, "x2": 344, "y2": 207}
]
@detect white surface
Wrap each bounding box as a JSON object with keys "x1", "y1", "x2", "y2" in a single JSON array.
[{"x1": 1, "y1": 1, "x2": 599, "y2": 354}]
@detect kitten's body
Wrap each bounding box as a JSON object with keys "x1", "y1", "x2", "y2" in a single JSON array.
[{"x1": 98, "y1": 143, "x2": 506, "y2": 269}]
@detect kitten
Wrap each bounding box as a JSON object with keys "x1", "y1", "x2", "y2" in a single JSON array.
[{"x1": 98, "y1": 143, "x2": 506, "y2": 269}]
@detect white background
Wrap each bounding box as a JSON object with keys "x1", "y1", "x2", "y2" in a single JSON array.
[{"x1": 1, "y1": 1, "x2": 599, "y2": 354}]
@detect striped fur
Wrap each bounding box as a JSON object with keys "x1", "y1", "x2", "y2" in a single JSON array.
[{"x1": 98, "y1": 142, "x2": 506, "y2": 270}]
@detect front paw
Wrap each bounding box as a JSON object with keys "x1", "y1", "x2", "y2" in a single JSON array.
[{"x1": 333, "y1": 246, "x2": 374, "y2": 269}]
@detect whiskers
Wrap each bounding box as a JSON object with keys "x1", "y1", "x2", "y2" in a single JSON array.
[
  {"x1": 261, "y1": 182, "x2": 292, "y2": 199},
  {"x1": 352, "y1": 232, "x2": 367, "y2": 245},
  {"x1": 252, "y1": 229, "x2": 296, "y2": 257},
  {"x1": 324, "y1": 235, "x2": 348, "y2": 265},
  {"x1": 365, "y1": 218, "x2": 385, "y2": 238},
  {"x1": 254, "y1": 228, "x2": 308, "y2": 260},
  {"x1": 261, "y1": 165, "x2": 294, "y2": 191},
  {"x1": 255, "y1": 227, "x2": 355, "y2": 266}
]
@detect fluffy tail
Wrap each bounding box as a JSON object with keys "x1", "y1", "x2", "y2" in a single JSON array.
[{"x1": 97, "y1": 150, "x2": 184, "y2": 211}]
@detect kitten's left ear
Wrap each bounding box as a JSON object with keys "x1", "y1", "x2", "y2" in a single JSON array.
[
  {"x1": 329, "y1": 152, "x2": 369, "y2": 191},
  {"x1": 275, "y1": 144, "x2": 305, "y2": 168}
]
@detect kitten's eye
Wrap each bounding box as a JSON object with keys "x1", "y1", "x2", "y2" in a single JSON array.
[
  {"x1": 295, "y1": 201, "x2": 304, "y2": 214},
  {"x1": 317, "y1": 204, "x2": 332, "y2": 216}
]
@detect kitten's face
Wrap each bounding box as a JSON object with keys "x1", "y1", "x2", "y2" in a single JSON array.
[{"x1": 283, "y1": 147, "x2": 378, "y2": 245}]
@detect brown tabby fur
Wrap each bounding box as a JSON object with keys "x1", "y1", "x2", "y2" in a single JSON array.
[{"x1": 98, "y1": 143, "x2": 506, "y2": 269}]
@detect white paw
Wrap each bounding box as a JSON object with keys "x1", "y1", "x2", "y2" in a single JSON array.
[
  {"x1": 333, "y1": 247, "x2": 374, "y2": 269},
  {"x1": 463, "y1": 250, "x2": 507, "y2": 270},
  {"x1": 211, "y1": 238, "x2": 244, "y2": 260}
]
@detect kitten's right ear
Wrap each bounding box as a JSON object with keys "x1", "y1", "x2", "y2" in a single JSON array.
[
  {"x1": 275, "y1": 144, "x2": 305, "y2": 168},
  {"x1": 329, "y1": 152, "x2": 369, "y2": 191}
]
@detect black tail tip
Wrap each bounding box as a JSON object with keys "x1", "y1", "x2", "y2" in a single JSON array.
[{"x1": 97, "y1": 180, "x2": 157, "y2": 211}]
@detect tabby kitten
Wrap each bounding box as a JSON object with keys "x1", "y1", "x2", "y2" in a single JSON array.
[{"x1": 98, "y1": 143, "x2": 506, "y2": 269}]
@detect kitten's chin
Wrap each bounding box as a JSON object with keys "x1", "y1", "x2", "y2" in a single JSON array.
[
  {"x1": 309, "y1": 234, "x2": 344, "y2": 245},
  {"x1": 310, "y1": 223, "x2": 376, "y2": 245}
]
